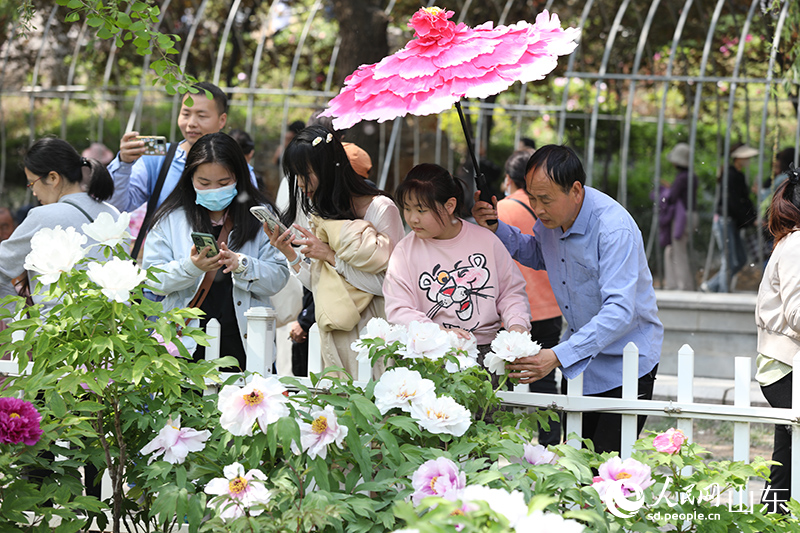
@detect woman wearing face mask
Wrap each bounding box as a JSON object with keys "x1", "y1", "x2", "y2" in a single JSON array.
[{"x1": 143, "y1": 133, "x2": 290, "y2": 368}]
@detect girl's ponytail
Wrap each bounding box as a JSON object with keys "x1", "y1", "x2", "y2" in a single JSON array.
[{"x1": 84, "y1": 157, "x2": 115, "y2": 202}]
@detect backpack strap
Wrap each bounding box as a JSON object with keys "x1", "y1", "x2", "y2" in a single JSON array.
[
  {"x1": 62, "y1": 200, "x2": 95, "y2": 223},
  {"x1": 185, "y1": 217, "x2": 234, "y2": 323},
  {"x1": 509, "y1": 197, "x2": 537, "y2": 221},
  {"x1": 131, "y1": 142, "x2": 179, "y2": 261}
]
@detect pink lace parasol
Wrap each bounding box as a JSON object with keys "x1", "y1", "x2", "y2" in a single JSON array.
[{"x1": 323, "y1": 7, "x2": 580, "y2": 130}]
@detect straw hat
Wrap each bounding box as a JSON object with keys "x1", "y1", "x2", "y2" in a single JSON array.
[
  {"x1": 730, "y1": 144, "x2": 758, "y2": 160},
  {"x1": 667, "y1": 143, "x2": 691, "y2": 167},
  {"x1": 342, "y1": 142, "x2": 373, "y2": 178}
]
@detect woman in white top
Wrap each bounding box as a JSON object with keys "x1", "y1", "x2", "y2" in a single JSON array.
[
  {"x1": 755, "y1": 164, "x2": 800, "y2": 513},
  {"x1": 0, "y1": 138, "x2": 119, "y2": 315},
  {"x1": 266, "y1": 124, "x2": 404, "y2": 377}
]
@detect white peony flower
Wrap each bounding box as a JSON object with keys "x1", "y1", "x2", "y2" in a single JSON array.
[
  {"x1": 402, "y1": 321, "x2": 451, "y2": 360},
  {"x1": 374, "y1": 367, "x2": 436, "y2": 414},
  {"x1": 409, "y1": 395, "x2": 471, "y2": 437},
  {"x1": 484, "y1": 330, "x2": 541, "y2": 374},
  {"x1": 139, "y1": 415, "x2": 211, "y2": 465},
  {"x1": 351, "y1": 318, "x2": 408, "y2": 362},
  {"x1": 205, "y1": 462, "x2": 271, "y2": 521},
  {"x1": 82, "y1": 211, "x2": 131, "y2": 247},
  {"x1": 460, "y1": 485, "x2": 528, "y2": 528},
  {"x1": 86, "y1": 257, "x2": 147, "y2": 303},
  {"x1": 514, "y1": 510, "x2": 585, "y2": 532},
  {"x1": 24, "y1": 226, "x2": 87, "y2": 284},
  {"x1": 291, "y1": 405, "x2": 348, "y2": 460},
  {"x1": 445, "y1": 331, "x2": 479, "y2": 373},
  {"x1": 447, "y1": 331, "x2": 479, "y2": 358},
  {"x1": 218, "y1": 375, "x2": 290, "y2": 436}
]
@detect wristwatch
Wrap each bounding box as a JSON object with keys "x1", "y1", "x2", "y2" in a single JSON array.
[{"x1": 234, "y1": 253, "x2": 248, "y2": 273}]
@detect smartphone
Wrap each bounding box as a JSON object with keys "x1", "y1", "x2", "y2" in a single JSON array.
[
  {"x1": 190, "y1": 232, "x2": 218, "y2": 257},
  {"x1": 135, "y1": 135, "x2": 168, "y2": 156},
  {"x1": 250, "y1": 206, "x2": 303, "y2": 239}
]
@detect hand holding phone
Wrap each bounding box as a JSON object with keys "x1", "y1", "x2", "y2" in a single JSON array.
[
  {"x1": 250, "y1": 206, "x2": 303, "y2": 239},
  {"x1": 135, "y1": 135, "x2": 168, "y2": 156},
  {"x1": 190, "y1": 232, "x2": 219, "y2": 257}
]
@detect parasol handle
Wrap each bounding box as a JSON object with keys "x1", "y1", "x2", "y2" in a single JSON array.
[{"x1": 455, "y1": 101, "x2": 497, "y2": 225}]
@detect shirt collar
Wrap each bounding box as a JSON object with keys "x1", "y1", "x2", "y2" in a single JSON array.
[{"x1": 562, "y1": 186, "x2": 592, "y2": 238}]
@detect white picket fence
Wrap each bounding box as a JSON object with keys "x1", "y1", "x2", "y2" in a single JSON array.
[{"x1": 3, "y1": 310, "x2": 799, "y2": 526}]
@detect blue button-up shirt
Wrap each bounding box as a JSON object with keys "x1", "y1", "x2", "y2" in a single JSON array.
[{"x1": 495, "y1": 186, "x2": 662, "y2": 395}]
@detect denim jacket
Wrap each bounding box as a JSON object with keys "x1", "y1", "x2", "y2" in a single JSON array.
[{"x1": 142, "y1": 208, "x2": 290, "y2": 353}]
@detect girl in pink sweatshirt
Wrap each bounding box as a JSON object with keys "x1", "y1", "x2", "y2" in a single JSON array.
[{"x1": 383, "y1": 163, "x2": 531, "y2": 348}]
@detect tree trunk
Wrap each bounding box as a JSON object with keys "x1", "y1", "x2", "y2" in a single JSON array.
[{"x1": 330, "y1": 0, "x2": 389, "y2": 180}]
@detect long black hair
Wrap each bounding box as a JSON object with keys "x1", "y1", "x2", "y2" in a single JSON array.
[
  {"x1": 24, "y1": 137, "x2": 114, "y2": 201},
  {"x1": 395, "y1": 163, "x2": 466, "y2": 224},
  {"x1": 281, "y1": 124, "x2": 387, "y2": 225},
  {"x1": 151, "y1": 132, "x2": 273, "y2": 251}
]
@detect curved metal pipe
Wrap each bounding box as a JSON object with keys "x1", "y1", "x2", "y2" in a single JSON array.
[
  {"x1": 98, "y1": 4, "x2": 133, "y2": 144},
  {"x1": 755, "y1": 1, "x2": 789, "y2": 269},
  {"x1": 556, "y1": 0, "x2": 595, "y2": 144},
  {"x1": 688, "y1": 0, "x2": 725, "y2": 285},
  {"x1": 125, "y1": 0, "x2": 172, "y2": 135},
  {"x1": 245, "y1": 4, "x2": 277, "y2": 134},
  {"x1": 61, "y1": 18, "x2": 91, "y2": 139},
  {"x1": 618, "y1": 0, "x2": 662, "y2": 208},
  {"x1": 213, "y1": 0, "x2": 244, "y2": 86},
  {"x1": 28, "y1": 6, "x2": 60, "y2": 145},
  {"x1": 645, "y1": 0, "x2": 694, "y2": 262},
  {"x1": 585, "y1": 0, "x2": 632, "y2": 187},
  {"x1": 170, "y1": 0, "x2": 211, "y2": 141},
  {"x1": 0, "y1": 20, "x2": 19, "y2": 194},
  {"x1": 278, "y1": 0, "x2": 323, "y2": 165},
  {"x1": 718, "y1": 0, "x2": 760, "y2": 291}
]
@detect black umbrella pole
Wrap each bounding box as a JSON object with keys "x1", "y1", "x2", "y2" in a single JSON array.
[{"x1": 455, "y1": 101, "x2": 497, "y2": 225}]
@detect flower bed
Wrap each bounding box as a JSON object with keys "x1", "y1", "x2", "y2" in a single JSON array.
[{"x1": 1, "y1": 224, "x2": 798, "y2": 532}]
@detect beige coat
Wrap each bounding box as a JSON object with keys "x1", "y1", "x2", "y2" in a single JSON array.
[{"x1": 756, "y1": 229, "x2": 800, "y2": 366}]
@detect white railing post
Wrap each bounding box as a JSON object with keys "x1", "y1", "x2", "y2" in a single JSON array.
[
  {"x1": 308, "y1": 323, "x2": 322, "y2": 375},
  {"x1": 244, "y1": 307, "x2": 276, "y2": 376},
  {"x1": 620, "y1": 342, "x2": 639, "y2": 459},
  {"x1": 676, "y1": 344, "x2": 694, "y2": 476},
  {"x1": 202, "y1": 319, "x2": 221, "y2": 395},
  {"x1": 792, "y1": 354, "x2": 800, "y2": 504},
  {"x1": 205, "y1": 319, "x2": 221, "y2": 362},
  {"x1": 357, "y1": 356, "x2": 371, "y2": 384},
  {"x1": 565, "y1": 372, "x2": 583, "y2": 449},
  {"x1": 732, "y1": 356, "x2": 751, "y2": 506}
]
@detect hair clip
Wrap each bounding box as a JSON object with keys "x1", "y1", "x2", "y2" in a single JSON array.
[
  {"x1": 788, "y1": 164, "x2": 799, "y2": 185},
  {"x1": 312, "y1": 133, "x2": 334, "y2": 147}
]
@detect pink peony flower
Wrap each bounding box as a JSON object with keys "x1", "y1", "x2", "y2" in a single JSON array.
[
  {"x1": 409, "y1": 7, "x2": 457, "y2": 44},
  {"x1": 205, "y1": 462, "x2": 271, "y2": 521},
  {"x1": 653, "y1": 428, "x2": 686, "y2": 454},
  {"x1": 151, "y1": 332, "x2": 182, "y2": 358},
  {"x1": 522, "y1": 443, "x2": 558, "y2": 465},
  {"x1": 139, "y1": 415, "x2": 211, "y2": 464},
  {"x1": 292, "y1": 405, "x2": 348, "y2": 460},
  {"x1": 593, "y1": 456, "x2": 653, "y2": 498},
  {"x1": 218, "y1": 375, "x2": 290, "y2": 436},
  {"x1": 0, "y1": 397, "x2": 43, "y2": 446},
  {"x1": 411, "y1": 457, "x2": 466, "y2": 505}
]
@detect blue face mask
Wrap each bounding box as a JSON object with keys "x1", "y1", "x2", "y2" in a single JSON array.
[{"x1": 194, "y1": 183, "x2": 238, "y2": 211}]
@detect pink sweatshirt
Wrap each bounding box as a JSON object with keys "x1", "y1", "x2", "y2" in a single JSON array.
[{"x1": 384, "y1": 220, "x2": 531, "y2": 345}]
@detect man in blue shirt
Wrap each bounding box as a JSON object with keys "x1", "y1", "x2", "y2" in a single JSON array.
[
  {"x1": 472, "y1": 145, "x2": 662, "y2": 454},
  {"x1": 108, "y1": 82, "x2": 235, "y2": 212}
]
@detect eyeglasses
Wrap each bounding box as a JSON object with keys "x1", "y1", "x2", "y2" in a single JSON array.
[{"x1": 26, "y1": 176, "x2": 43, "y2": 188}]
